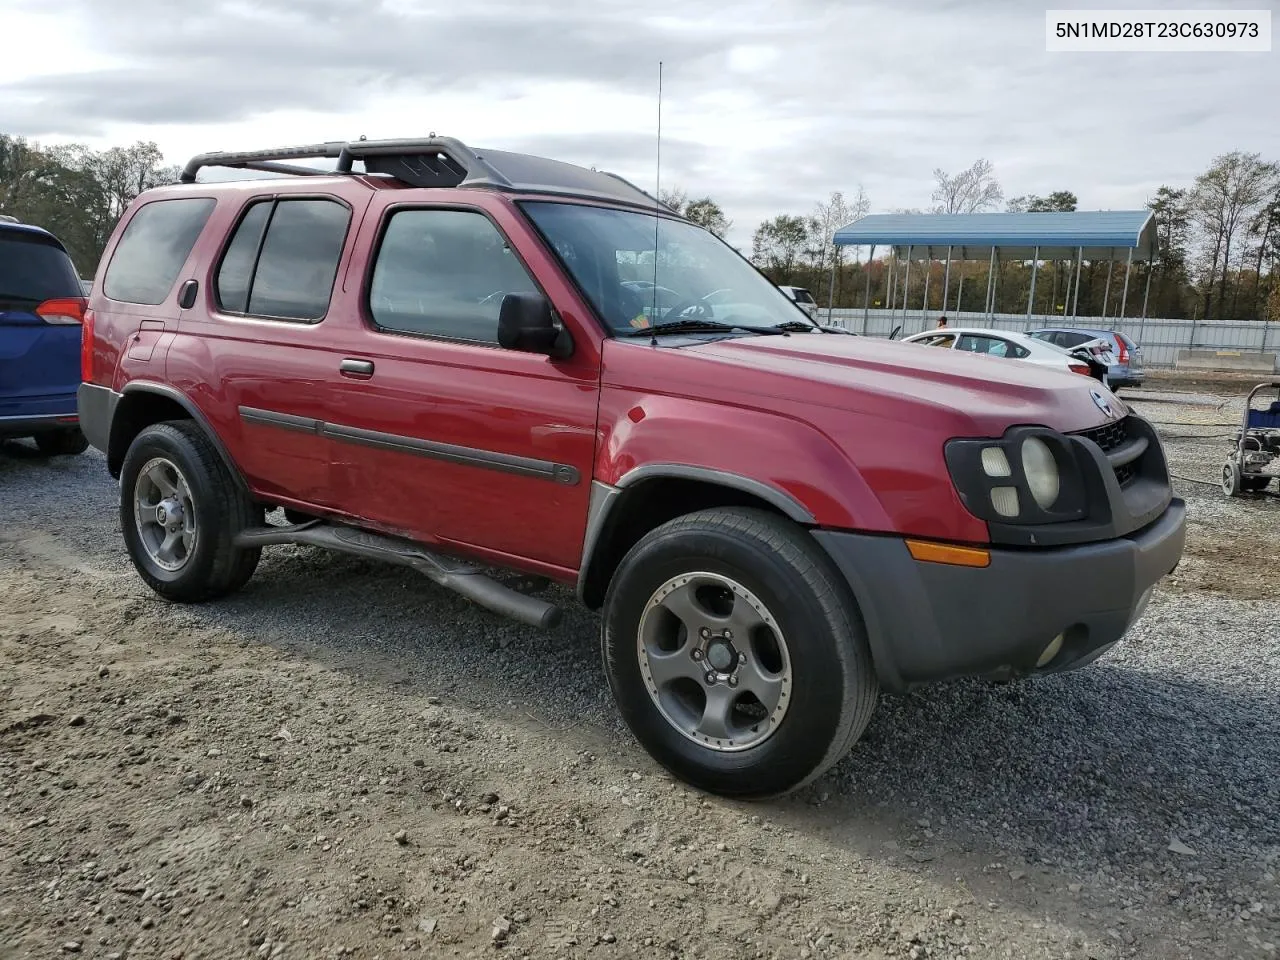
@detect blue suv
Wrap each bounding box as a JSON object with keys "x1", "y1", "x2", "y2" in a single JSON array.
[
  {"x1": 0, "y1": 216, "x2": 89, "y2": 455},
  {"x1": 1026, "y1": 326, "x2": 1144, "y2": 390}
]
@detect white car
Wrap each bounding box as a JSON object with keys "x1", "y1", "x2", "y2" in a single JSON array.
[
  {"x1": 900, "y1": 326, "x2": 1098, "y2": 378},
  {"x1": 777, "y1": 285, "x2": 819, "y2": 320}
]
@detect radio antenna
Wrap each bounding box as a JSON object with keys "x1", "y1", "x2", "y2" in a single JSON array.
[{"x1": 649, "y1": 61, "x2": 663, "y2": 346}]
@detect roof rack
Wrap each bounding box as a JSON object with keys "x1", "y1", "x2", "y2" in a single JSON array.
[{"x1": 178, "y1": 136, "x2": 667, "y2": 213}]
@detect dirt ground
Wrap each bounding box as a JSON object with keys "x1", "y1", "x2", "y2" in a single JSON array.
[{"x1": 3, "y1": 371, "x2": 1279, "y2": 960}]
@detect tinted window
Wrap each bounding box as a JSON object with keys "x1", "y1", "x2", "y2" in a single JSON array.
[
  {"x1": 793, "y1": 289, "x2": 816, "y2": 304},
  {"x1": 104, "y1": 198, "x2": 215, "y2": 305},
  {"x1": 369, "y1": 209, "x2": 539, "y2": 343},
  {"x1": 1058, "y1": 332, "x2": 1091, "y2": 347},
  {"x1": 914, "y1": 334, "x2": 955, "y2": 348},
  {"x1": 0, "y1": 231, "x2": 82, "y2": 309},
  {"x1": 957, "y1": 334, "x2": 1023, "y2": 359},
  {"x1": 245, "y1": 200, "x2": 350, "y2": 321},
  {"x1": 215, "y1": 201, "x2": 271, "y2": 313}
]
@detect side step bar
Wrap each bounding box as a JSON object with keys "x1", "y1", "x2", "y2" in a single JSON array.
[{"x1": 234, "y1": 521, "x2": 562, "y2": 629}]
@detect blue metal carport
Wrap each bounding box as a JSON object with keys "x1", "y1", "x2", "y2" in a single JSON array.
[{"x1": 831, "y1": 210, "x2": 1159, "y2": 324}]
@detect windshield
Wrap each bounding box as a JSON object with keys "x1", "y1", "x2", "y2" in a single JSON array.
[{"x1": 520, "y1": 201, "x2": 814, "y2": 334}]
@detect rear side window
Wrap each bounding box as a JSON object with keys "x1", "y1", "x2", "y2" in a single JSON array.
[
  {"x1": 104, "y1": 198, "x2": 215, "y2": 305},
  {"x1": 368, "y1": 208, "x2": 540, "y2": 343},
  {"x1": 215, "y1": 198, "x2": 350, "y2": 322},
  {"x1": 0, "y1": 231, "x2": 82, "y2": 309}
]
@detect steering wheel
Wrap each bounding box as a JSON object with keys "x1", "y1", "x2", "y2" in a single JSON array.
[{"x1": 655, "y1": 297, "x2": 714, "y2": 321}]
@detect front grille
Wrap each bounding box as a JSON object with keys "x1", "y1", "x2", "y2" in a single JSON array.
[
  {"x1": 1076, "y1": 417, "x2": 1127, "y2": 454},
  {"x1": 1073, "y1": 416, "x2": 1138, "y2": 488}
]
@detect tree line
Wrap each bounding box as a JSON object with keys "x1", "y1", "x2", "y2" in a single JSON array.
[
  {"x1": 1, "y1": 134, "x2": 179, "y2": 278},
  {"x1": 4, "y1": 131, "x2": 1278, "y2": 322}
]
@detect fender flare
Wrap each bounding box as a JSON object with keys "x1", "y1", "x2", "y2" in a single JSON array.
[
  {"x1": 575, "y1": 463, "x2": 816, "y2": 603},
  {"x1": 615, "y1": 463, "x2": 814, "y2": 523},
  {"x1": 112, "y1": 382, "x2": 251, "y2": 497}
]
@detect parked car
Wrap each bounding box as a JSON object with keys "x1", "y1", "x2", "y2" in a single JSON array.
[
  {"x1": 1026, "y1": 327, "x2": 1144, "y2": 389},
  {"x1": 901, "y1": 326, "x2": 1101, "y2": 379},
  {"x1": 78, "y1": 136, "x2": 1186, "y2": 798},
  {"x1": 777, "y1": 285, "x2": 819, "y2": 320},
  {"x1": 0, "y1": 217, "x2": 90, "y2": 455}
]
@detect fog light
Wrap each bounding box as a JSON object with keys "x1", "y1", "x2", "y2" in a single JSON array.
[
  {"x1": 990, "y1": 486, "x2": 1019, "y2": 517},
  {"x1": 981, "y1": 447, "x2": 1011, "y2": 478},
  {"x1": 1036, "y1": 633, "x2": 1065, "y2": 668}
]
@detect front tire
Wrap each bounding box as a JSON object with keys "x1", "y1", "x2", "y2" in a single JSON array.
[
  {"x1": 34, "y1": 428, "x2": 88, "y2": 456},
  {"x1": 601, "y1": 508, "x2": 878, "y2": 798},
  {"x1": 119, "y1": 421, "x2": 262, "y2": 602},
  {"x1": 1222, "y1": 461, "x2": 1242, "y2": 497}
]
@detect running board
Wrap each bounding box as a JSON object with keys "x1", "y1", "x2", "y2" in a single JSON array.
[{"x1": 234, "y1": 521, "x2": 562, "y2": 629}]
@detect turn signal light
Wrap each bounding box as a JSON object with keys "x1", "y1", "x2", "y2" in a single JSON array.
[{"x1": 905, "y1": 539, "x2": 991, "y2": 568}]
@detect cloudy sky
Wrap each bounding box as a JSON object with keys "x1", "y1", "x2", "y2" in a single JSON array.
[{"x1": 1, "y1": 0, "x2": 1276, "y2": 247}]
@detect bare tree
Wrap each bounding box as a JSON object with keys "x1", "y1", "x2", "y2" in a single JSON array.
[
  {"x1": 805, "y1": 188, "x2": 871, "y2": 303},
  {"x1": 657, "y1": 187, "x2": 688, "y2": 215},
  {"x1": 932, "y1": 159, "x2": 1003, "y2": 214},
  {"x1": 1191, "y1": 151, "x2": 1278, "y2": 319}
]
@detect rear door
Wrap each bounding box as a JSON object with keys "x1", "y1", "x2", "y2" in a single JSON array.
[
  {"x1": 0, "y1": 228, "x2": 85, "y2": 420},
  {"x1": 167, "y1": 190, "x2": 365, "y2": 508}
]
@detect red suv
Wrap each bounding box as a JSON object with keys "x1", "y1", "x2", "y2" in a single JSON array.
[{"x1": 78, "y1": 137, "x2": 1186, "y2": 797}]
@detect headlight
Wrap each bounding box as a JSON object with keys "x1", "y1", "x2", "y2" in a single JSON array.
[
  {"x1": 1021, "y1": 437, "x2": 1060, "y2": 509},
  {"x1": 944, "y1": 426, "x2": 1087, "y2": 528}
]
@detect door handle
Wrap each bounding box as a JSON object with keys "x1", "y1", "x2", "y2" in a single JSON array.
[
  {"x1": 340, "y1": 358, "x2": 375, "y2": 378},
  {"x1": 178, "y1": 279, "x2": 198, "y2": 310}
]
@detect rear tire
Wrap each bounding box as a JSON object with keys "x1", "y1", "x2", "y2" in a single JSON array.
[
  {"x1": 601, "y1": 507, "x2": 878, "y2": 798},
  {"x1": 34, "y1": 428, "x2": 88, "y2": 456},
  {"x1": 119, "y1": 421, "x2": 262, "y2": 602}
]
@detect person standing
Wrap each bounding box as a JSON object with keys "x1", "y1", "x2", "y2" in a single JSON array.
[{"x1": 936, "y1": 315, "x2": 948, "y2": 329}]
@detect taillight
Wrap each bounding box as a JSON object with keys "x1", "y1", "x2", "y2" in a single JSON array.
[
  {"x1": 35, "y1": 296, "x2": 87, "y2": 326},
  {"x1": 1068, "y1": 362, "x2": 1092, "y2": 376},
  {"x1": 1115, "y1": 338, "x2": 1129, "y2": 364},
  {"x1": 81, "y1": 308, "x2": 96, "y2": 382}
]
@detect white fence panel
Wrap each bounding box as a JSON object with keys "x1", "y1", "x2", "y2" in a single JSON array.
[{"x1": 822, "y1": 309, "x2": 1278, "y2": 369}]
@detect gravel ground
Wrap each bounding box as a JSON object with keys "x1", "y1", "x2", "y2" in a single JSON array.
[{"x1": 2, "y1": 382, "x2": 1278, "y2": 959}]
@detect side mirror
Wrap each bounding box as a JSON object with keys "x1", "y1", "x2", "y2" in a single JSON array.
[{"x1": 497, "y1": 293, "x2": 572, "y2": 359}]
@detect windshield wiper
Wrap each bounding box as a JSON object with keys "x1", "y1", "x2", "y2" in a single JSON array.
[
  {"x1": 769, "y1": 319, "x2": 822, "y2": 333},
  {"x1": 623, "y1": 318, "x2": 786, "y2": 338}
]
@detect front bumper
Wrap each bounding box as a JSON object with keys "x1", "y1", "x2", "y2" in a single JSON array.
[{"x1": 813, "y1": 498, "x2": 1186, "y2": 691}]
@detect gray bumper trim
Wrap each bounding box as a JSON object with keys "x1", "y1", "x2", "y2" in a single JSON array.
[
  {"x1": 77, "y1": 382, "x2": 119, "y2": 454},
  {"x1": 812, "y1": 499, "x2": 1187, "y2": 691}
]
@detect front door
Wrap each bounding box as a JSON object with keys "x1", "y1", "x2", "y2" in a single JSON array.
[{"x1": 324, "y1": 199, "x2": 600, "y2": 575}]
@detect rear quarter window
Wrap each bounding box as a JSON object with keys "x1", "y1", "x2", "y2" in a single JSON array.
[
  {"x1": 104, "y1": 197, "x2": 216, "y2": 305},
  {"x1": 0, "y1": 231, "x2": 82, "y2": 309}
]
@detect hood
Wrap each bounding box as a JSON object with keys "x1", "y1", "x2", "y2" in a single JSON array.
[{"x1": 671, "y1": 332, "x2": 1128, "y2": 436}]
